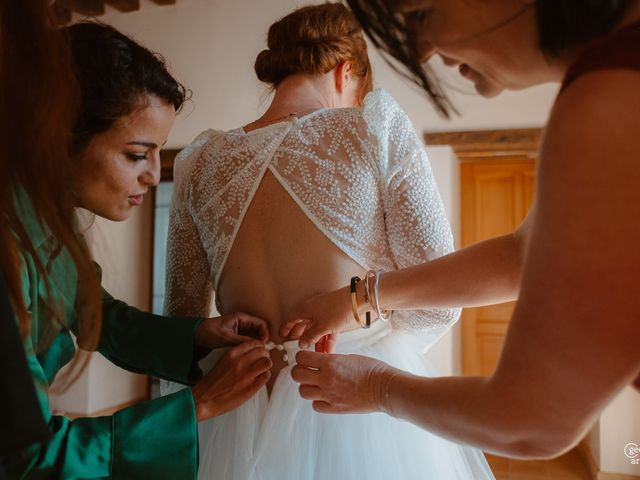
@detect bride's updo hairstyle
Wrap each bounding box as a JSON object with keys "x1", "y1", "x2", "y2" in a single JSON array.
[{"x1": 255, "y1": 3, "x2": 373, "y2": 104}]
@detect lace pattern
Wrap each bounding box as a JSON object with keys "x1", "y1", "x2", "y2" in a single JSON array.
[{"x1": 164, "y1": 88, "x2": 460, "y2": 334}]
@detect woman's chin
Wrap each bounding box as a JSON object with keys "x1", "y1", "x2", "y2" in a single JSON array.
[
  {"x1": 461, "y1": 67, "x2": 505, "y2": 98},
  {"x1": 112, "y1": 210, "x2": 132, "y2": 222},
  {"x1": 471, "y1": 77, "x2": 505, "y2": 98},
  {"x1": 97, "y1": 206, "x2": 132, "y2": 222}
]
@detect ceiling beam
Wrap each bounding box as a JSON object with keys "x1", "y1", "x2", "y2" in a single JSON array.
[
  {"x1": 105, "y1": 0, "x2": 140, "y2": 12},
  {"x1": 424, "y1": 128, "x2": 542, "y2": 159},
  {"x1": 71, "y1": 0, "x2": 106, "y2": 16}
]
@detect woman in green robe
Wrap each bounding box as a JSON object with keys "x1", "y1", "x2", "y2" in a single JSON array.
[{"x1": 3, "y1": 20, "x2": 272, "y2": 479}]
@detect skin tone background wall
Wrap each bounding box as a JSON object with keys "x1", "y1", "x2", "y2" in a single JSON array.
[{"x1": 50, "y1": 0, "x2": 639, "y2": 475}]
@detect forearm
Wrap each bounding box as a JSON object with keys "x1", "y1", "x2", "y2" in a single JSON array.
[
  {"x1": 379, "y1": 233, "x2": 523, "y2": 311},
  {"x1": 98, "y1": 292, "x2": 204, "y2": 384},
  {"x1": 385, "y1": 373, "x2": 569, "y2": 459}
]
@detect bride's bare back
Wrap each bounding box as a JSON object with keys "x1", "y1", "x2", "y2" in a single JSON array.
[{"x1": 217, "y1": 170, "x2": 364, "y2": 390}]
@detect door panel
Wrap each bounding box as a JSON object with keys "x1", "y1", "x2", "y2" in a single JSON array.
[{"x1": 461, "y1": 159, "x2": 536, "y2": 375}]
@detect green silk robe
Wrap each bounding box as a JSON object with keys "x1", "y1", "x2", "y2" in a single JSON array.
[{"x1": 4, "y1": 197, "x2": 204, "y2": 479}]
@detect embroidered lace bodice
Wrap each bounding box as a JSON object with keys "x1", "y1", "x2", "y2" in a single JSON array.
[{"x1": 164, "y1": 89, "x2": 459, "y2": 333}]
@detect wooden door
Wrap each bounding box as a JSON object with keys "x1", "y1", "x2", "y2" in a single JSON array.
[
  {"x1": 460, "y1": 158, "x2": 536, "y2": 375},
  {"x1": 425, "y1": 128, "x2": 541, "y2": 376}
]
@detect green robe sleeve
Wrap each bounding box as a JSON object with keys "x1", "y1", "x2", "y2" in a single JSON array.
[
  {"x1": 97, "y1": 287, "x2": 206, "y2": 385},
  {"x1": 4, "y1": 374, "x2": 198, "y2": 480},
  {"x1": 5, "y1": 305, "x2": 198, "y2": 479}
]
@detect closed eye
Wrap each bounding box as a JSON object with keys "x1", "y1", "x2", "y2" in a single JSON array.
[
  {"x1": 126, "y1": 153, "x2": 148, "y2": 162},
  {"x1": 406, "y1": 9, "x2": 432, "y2": 29}
]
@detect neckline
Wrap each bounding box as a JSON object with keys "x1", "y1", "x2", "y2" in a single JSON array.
[{"x1": 238, "y1": 105, "x2": 360, "y2": 135}]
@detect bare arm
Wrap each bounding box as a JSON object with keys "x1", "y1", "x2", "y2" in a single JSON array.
[
  {"x1": 284, "y1": 219, "x2": 529, "y2": 349},
  {"x1": 379, "y1": 218, "x2": 530, "y2": 311},
  {"x1": 292, "y1": 70, "x2": 640, "y2": 457}
]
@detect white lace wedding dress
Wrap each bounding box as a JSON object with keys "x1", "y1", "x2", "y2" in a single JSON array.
[{"x1": 162, "y1": 89, "x2": 495, "y2": 480}]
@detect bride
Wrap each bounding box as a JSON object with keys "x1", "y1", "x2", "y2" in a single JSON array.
[{"x1": 163, "y1": 3, "x2": 495, "y2": 479}]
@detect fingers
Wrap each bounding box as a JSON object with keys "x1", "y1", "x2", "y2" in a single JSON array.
[
  {"x1": 257, "y1": 325, "x2": 270, "y2": 342},
  {"x1": 218, "y1": 370, "x2": 272, "y2": 417},
  {"x1": 299, "y1": 324, "x2": 331, "y2": 350},
  {"x1": 290, "y1": 364, "x2": 321, "y2": 384},
  {"x1": 235, "y1": 343, "x2": 271, "y2": 368},
  {"x1": 255, "y1": 370, "x2": 271, "y2": 388},
  {"x1": 240, "y1": 370, "x2": 272, "y2": 401},
  {"x1": 223, "y1": 333, "x2": 258, "y2": 346},
  {"x1": 315, "y1": 336, "x2": 327, "y2": 353},
  {"x1": 279, "y1": 317, "x2": 306, "y2": 338},
  {"x1": 245, "y1": 356, "x2": 273, "y2": 379},
  {"x1": 223, "y1": 341, "x2": 270, "y2": 370},
  {"x1": 312, "y1": 401, "x2": 337, "y2": 414},
  {"x1": 295, "y1": 350, "x2": 325, "y2": 369},
  {"x1": 288, "y1": 320, "x2": 310, "y2": 340},
  {"x1": 237, "y1": 313, "x2": 271, "y2": 342},
  {"x1": 228, "y1": 340, "x2": 267, "y2": 356},
  {"x1": 298, "y1": 385, "x2": 323, "y2": 400},
  {"x1": 324, "y1": 333, "x2": 338, "y2": 353},
  {"x1": 230, "y1": 328, "x2": 269, "y2": 344}
]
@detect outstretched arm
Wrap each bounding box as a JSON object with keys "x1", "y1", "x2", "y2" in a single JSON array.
[
  {"x1": 378, "y1": 215, "x2": 529, "y2": 312},
  {"x1": 282, "y1": 226, "x2": 526, "y2": 349}
]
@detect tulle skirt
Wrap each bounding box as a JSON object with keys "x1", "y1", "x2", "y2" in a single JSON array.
[{"x1": 163, "y1": 321, "x2": 495, "y2": 480}]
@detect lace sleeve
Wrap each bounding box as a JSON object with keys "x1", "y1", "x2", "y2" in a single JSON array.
[
  {"x1": 364, "y1": 89, "x2": 461, "y2": 333},
  {"x1": 163, "y1": 131, "x2": 217, "y2": 317}
]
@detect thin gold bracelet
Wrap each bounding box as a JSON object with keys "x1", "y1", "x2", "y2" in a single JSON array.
[{"x1": 364, "y1": 270, "x2": 375, "y2": 306}]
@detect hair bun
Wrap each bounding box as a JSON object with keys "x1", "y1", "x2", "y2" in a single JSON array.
[
  {"x1": 254, "y1": 3, "x2": 372, "y2": 102},
  {"x1": 255, "y1": 48, "x2": 294, "y2": 85}
]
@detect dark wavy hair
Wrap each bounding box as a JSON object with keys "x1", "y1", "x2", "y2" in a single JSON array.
[
  {"x1": 344, "y1": 0, "x2": 634, "y2": 117},
  {"x1": 65, "y1": 22, "x2": 188, "y2": 152}
]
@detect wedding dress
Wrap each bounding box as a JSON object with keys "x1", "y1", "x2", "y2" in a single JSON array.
[{"x1": 162, "y1": 89, "x2": 495, "y2": 480}]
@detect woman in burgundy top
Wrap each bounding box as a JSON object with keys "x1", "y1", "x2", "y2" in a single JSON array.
[{"x1": 284, "y1": 0, "x2": 640, "y2": 459}]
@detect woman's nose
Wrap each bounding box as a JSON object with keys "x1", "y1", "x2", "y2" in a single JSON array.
[{"x1": 140, "y1": 153, "x2": 161, "y2": 187}]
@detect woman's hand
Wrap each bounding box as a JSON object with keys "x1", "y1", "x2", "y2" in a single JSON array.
[
  {"x1": 191, "y1": 341, "x2": 272, "y2": 421},
  {"x1": 195, "y1": 312, "x2": 270, "y2": 349},
  {"x1": 291, "y1": 350, "x2": 400, "y2": 414},
  {"x1": 280, "y1": 285, "x2": 357, "y2": 352}
]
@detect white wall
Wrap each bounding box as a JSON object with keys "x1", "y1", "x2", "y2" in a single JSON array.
[
  {"x1": 50, "y1": 205, "x2": 151, "y2": 415},
  {"x1": 71, "y1": 0, "x2": 639, "y2": 474},
  {"x1": 91, "y1": 0, "x2": 559, "y2": 149},
  {"x1": 600, "y1": 388, "x2": 640, "y2": 475}
]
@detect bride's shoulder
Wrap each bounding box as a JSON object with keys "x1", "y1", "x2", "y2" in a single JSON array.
[
  {"x1": 361, "y1": 88, "x2": 413, "y2": 135},
  {"x1": 173, "y1": 129, "x2": 224, "y2": 184},
  {"x1": 362, "y1": 88, "x2": 404, "y2": 117}
]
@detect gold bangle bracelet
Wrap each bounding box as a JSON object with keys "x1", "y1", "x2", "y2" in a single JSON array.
[{"x1": 350, "y1": 276, "x2": 371, "y2": 329}]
